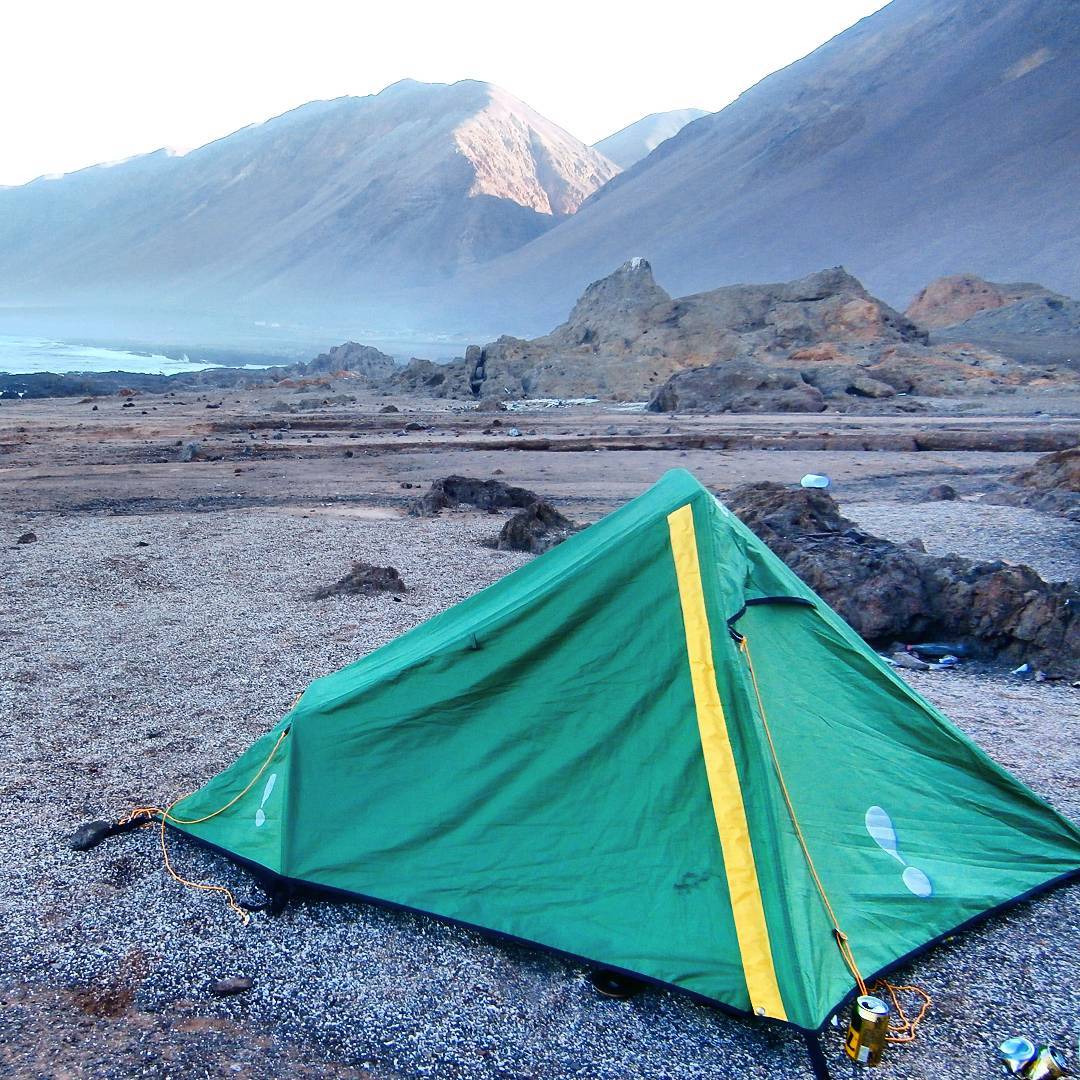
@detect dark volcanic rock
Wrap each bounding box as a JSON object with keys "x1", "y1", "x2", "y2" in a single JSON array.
[
  {"x1": 648, "y1": 360, "x2": 826, "y2": 414},
  {"x1": 16, "y1": 531, "x2": 37, "y2": 544},
  {"x1": 987, "y1": 446, "x2": 1080, "y2": 521},
  {"x1": 311, "y1": 562, "x2": 406, "y2": 600},
  {"x1": 411, "y1": 476, "x2": 542, "y2": 517},
  {"x1": 727, "y1": 482, "x2": 1080, "y2": 676},
  {"x1": 495, "y1": 501, "x2": 580, "y2": 553},
  {"x1": 1012, "y1": 446, "x2": 1080, "y2": 494},
  {"x1": 210, "y1": 977, "x2": 253, "y2": 997},
  {"x1": 927, "y1": 484, "x2": 958, "y2": 501},
  {"x1": 69, "y1": 821, "x2": 116, "y2": 851}
]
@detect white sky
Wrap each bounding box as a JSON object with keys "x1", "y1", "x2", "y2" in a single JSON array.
[{"x1": 2, "y1": 0, "x2": 890, "y2": 187}]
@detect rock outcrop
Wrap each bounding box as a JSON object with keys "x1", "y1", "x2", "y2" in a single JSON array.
[
  {"x1": 905, "y1": 275, "x2": 1063, "y2": 329},
  {"x1": 987, "y1": 446, "x2": 1080, "y2": 521},
  {"x1": 937, "y1": 295, "x2": 1080, "y2": 340},
  {"x1": 381, "y1": 261, "x2": 1068, "y2": 410},
  {"x1": 1012, "y1": 446, "x2": 1080, "y2": 494},
  {"x1": 727, "y1": 482, "x2": 1079, "y2": 676},
  {"x1": 298, "y1": 342, "x2": 397, "y2": 380}
]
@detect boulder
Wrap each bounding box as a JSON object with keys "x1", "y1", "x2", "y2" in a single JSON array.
[
  {"x1": 495, "y1": 501, "x2": 580, "y2": 554},
  {"x1": 727, "y1": 482, "x2": 1080, "y2": 676},
  {"x1": 311, "y1": 562, "x2": 406, "y2": 600},
  {"x1": 411, "y1": 476, "x2": 543, "y2": 517},
  {"x1": 985, "y1": 446, "x2": 1080, "y2": 521},
  {"x1": 1011, "y1": 446, "x2": 1080, "y2": 493},
  {"x1": 648, "y1": 361, "x2": 826, "y2": 414}
]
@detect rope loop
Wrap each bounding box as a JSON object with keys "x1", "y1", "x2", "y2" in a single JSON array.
[{"x1": 118, "y1": 728, "x2": 289, "y2": 924}]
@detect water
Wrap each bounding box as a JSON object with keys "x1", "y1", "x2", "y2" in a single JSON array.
[{"x1": 0, "y1": 335, "x2": 221, "y2": 376}]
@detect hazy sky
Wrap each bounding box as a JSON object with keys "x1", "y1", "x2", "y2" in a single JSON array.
[{"x1": 2, "y1": 0, "x2": 890, "y2": 187}]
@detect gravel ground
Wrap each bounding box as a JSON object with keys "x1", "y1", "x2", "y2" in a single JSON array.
[
  {"x1": 842, "y1": 500, "x2": 1080, "y2": 584},
  {"x1": 2, "y1": 504, "x2": 1078, "y2": 1079}
]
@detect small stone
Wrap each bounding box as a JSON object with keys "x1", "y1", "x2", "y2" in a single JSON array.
[
  {"x1": 211, "y1": 976, "x2": 253, "y2": 997},
  {"x1": 927, "y1": 484, "x2": 958, "y2": 501},
  {"x1": 16, "y1": 531, "x2": 37, "y2": 544},
  {"x1": 69, "y1": 821, "x2": 115, "y2": 851},
  {"x1": 379, "y1": 404, "x2": 400, "y2": 413},
  {"x1": 891, "y1": 651, "x2": 931, "y2": 671}
]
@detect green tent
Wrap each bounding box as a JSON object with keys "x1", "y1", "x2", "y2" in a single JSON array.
[{"x1": 163, "y1": 469, "x2": 1080, "y2": 1034}]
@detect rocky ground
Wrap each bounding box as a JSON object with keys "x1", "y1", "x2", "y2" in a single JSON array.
[{"x1": 2, "y1": 382, "x2": 1078, "y2": 1078}]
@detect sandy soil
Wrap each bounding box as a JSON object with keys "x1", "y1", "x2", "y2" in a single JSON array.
[{"x1": 1, "y1": 382, "x2": 1078, "y2": 1079}]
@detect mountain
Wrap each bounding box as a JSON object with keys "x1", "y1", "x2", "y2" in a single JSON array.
[
  {"x1": 450, "y1": 0, "x2": 1080, "y2": 332},
  {"x1": 592, "y1": 109, "x2": 709, "y2": 169},
  {"x1": 0, "y1": 80, "x2": 618, "y2": 312}
]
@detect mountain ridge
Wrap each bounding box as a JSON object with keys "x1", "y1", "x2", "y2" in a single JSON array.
[{"x1": 0, "y1": 79, "x2": 618, "y2": 310}]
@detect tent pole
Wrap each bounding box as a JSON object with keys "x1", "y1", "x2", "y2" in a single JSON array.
[{"x1": 804, "y1": 1031, "x2": 832, "y2": 1080}]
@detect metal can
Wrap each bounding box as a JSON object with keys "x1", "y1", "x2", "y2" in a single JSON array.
[
  {"x1": 844, "y1": 995, "x2": 891, "y2": 1066},
  {"x1": 999, "y1": 1036, "x2": 1037, "y2": 1074},
  {"x1": 1023, "y1": 1045, "x2": 1068, "y2": 1080}
]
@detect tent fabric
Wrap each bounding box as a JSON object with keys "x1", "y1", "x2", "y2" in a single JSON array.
[{"x1": 166, "y1": 469, "x2": 1080, "y2": 1032}]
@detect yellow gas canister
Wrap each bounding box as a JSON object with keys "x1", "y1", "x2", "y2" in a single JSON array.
[{"x1": 845, "y1": 995, "x2": 891, "y2": 1066}]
